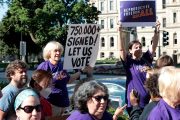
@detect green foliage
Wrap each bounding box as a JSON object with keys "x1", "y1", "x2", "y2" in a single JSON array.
[
  {"x1": 108, "y1": 107, "x2": 129, "y2": 120},
  {"x1": 96, "y1": 58, "x2": 119, "y2": 64},
  {"x1": 0, "y1": 82, "x2": 8, "y2": 89},
  {"x1": 0, "y1": 39, "x2": 18, "y2": 57},
  {"x1": 176, "y1": 64, "x2": 180, "y2": 68},
  {"x1": 0, "y1": 0, "x2": 11, "y2": 5},
  {"x1": 28, "y1": 62, "x2": 39, "y2": 70},
  {"x1": 0, "y1": 0, "x2": 100, "y2": 48},
  {"x1": 0, "y1": 63, "x2": 8, "y2": 68}
]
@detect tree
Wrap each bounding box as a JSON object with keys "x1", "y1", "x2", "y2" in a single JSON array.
[
  {"x1": 0, "y1": 0, "x2": 11, "y2": 5},
  {"x1": 0, "y1": 19, "x2": 19, "y2": 59},
  {"x1": 1, "y1": 0, "x2": 100, "y2": 47}
]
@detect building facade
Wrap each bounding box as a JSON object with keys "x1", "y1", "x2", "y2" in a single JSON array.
[
  {"x1": 89, "y1": 0, "x2": 124, "y2": 60},
  {"x1": 90, "y1": 0, "x2": 180, "y2": 63},
  {"x1": 137, "y1": 0, "x2": 180, "y2": 63}
]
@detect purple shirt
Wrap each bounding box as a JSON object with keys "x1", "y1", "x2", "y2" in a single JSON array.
[
  {"x1": 148, "y1": 99, "x2": 180, "y2": 120},
  {"x1": 67, "y1": 110, "x2": 113, "y2": 120},
  {"x1": 122, "y1": 50, "x2": 152, "y2": 108},
  {"x1": 37, "y1": 60, "x2": 70, "y2": 107}
]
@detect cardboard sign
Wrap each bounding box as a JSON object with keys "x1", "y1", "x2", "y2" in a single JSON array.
[
  {"x1": 120, "y1": 0, "x2": 156, "y2": 27},
  {"x1": 63, "y1": 24, "x2": 100, "y2": 69}
]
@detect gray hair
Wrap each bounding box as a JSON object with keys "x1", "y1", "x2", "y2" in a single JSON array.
[
  {"x1": 43, "y1": 41, "x2": 64, "y2": 61},
  {"x1": 74, "y1": 81, "x2": 109, "y2": 112},
  {"x1": 158, "y1": 66, "x2": 180, "y2": 104}
]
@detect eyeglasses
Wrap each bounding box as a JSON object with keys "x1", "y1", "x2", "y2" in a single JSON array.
[
  {"x1": 92, "y1": 95, "x2": 108, "y2": 102},
  {"x1": 19, "y1": 104, "x2": 42, "y2": 113}
]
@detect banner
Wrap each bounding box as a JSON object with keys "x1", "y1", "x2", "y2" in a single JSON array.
[
  {"x1": 63, "y1": 24, "x2": 100, "y2": 70},
  {"x1": 120, "y1": 0, "x2": 156, "y2": 27}
]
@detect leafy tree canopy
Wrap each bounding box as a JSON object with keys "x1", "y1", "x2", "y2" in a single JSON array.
[{"x1": 1, "y1": 0, "x2": 100, "y2": 47}]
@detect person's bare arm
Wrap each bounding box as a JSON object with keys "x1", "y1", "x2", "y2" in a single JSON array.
[
  {"x1": 68, "y1": 66, "x2": 93, "y2": 84},
  {"x1": 0, "y1": 110, "x2": 6, "y2": 120},
  {"x1": 113, "y1": 104, "x2": 127, "y2": 120},
  {"x1": 149, "y1": 21, "x2": 161, "y2": 55},
  {"x1": 68, "y1": 72, "x2": 81, "y2": 84},
  {"x1": 118, "y1": 24, "x2": 127, "y2": 61}
]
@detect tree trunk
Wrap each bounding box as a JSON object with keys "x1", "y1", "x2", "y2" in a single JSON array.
[{"x1": 29, "y1": 31, "x2": 38, "y2": 44}]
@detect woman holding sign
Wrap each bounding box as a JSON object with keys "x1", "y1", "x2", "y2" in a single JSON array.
[
  {"x1": 37, "y1": 41, "x2": 93, "y2": 116},
  {"x1": 118, "y1": 21, "x2": 160, "y2": 114}
]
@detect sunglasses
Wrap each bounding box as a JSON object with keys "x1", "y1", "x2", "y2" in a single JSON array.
[
  {"x1": 92, "y1": 95, "x2": 108, "y2": 102},
  {"x1": 19, "y1": 104, "x2": 42, "y2": 113}
]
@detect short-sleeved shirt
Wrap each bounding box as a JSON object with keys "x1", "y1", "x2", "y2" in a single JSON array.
[
  {"x1": 0, "y1": 84, "x2": 21, "y2": 120},
  {"x1": 148, "y1": 99, "x2": 180, "y2": 120},
  {"x1": 67, "y1": 110, "x2": 113, "y2": 120},
  {"x1": 121, "y1": 50, "x2": 152, "y2": 108},
  {"x1": 37, "y1": 60, "x2": 70, "y2": 107}
]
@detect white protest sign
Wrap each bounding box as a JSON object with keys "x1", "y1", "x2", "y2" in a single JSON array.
[{"x1": 63, "y1": 24, "x2": 100, "y2": 70}]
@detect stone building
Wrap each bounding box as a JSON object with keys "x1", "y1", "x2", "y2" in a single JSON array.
[{"x1": 90, "y1": 0, "x2": 180, "y2": 63}]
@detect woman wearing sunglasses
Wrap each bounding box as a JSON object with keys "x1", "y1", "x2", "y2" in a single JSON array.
[
  {"x1": 67, "y1": 81, "x2": 126, "y2": 120},
  {"x1": 14, "y1": 89, "x2": 42, "y2": 120}
]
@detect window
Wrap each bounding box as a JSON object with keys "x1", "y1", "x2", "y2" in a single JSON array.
[
  {"x1": 141, "y1": 37, "x2": 146, "y2": 46},
  {"x1": 92, "y1": 3, "x2": 95, "y2": 7},
  {"x1": 173, "y1": 12, "x2": 177, "y2": 23},
  {"x1": 100, "y1": 52, "x2": 105, "y2": 58},
  {"x1": 173, "y1": 33, "x2": 177, "y2": 44},
  {"x1": 109, "y1": 52, "x2": 114, "y2": 58},
  {"x1": 110, "y1": 37, "x2": 114, "y2": 47},
  {"x1": 100, "y1": 2, "x2": 104, "y2": 11},
  {"x1": 162, "y1": 0, "x2": 166, "y2": 9},
  {"x1": 101, "y1": 20, "x2": 104, "y2": 29},
  {"x1": 110, "y1": 19, "x2": 114, "y2": 28},
  {"x1": 110, "y1": 1, "x2": 113, "y2": 11},
  {"x1": 101, "y1": 37, "x2": 105, "y2": 47},
  {"x1": 163, "y1": 52, "x2": 167, "y2": 55},
  {"x1": 173, "y1": 0, "x2": 176, "y2": 2},
  {"x1": 163, "y1": 18, "x2": 166, "y2": 27}
]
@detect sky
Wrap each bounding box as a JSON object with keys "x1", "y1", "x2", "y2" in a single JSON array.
[{"x1": 0, "y1": 4, "x2": 8, "y2": 21}]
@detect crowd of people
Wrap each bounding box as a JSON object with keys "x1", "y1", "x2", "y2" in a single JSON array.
[
  {"x1": 0, "y1": 40, "x2": 93, "y2": 120},
  {"x1": 1, "y1": 21, "x2": 180, "y2": 120}
]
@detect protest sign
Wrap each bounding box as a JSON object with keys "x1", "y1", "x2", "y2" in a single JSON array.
[
  {"x1": 120, "y1": 0, "x2": 156, "y2": 27},
  {"x1": 63, "y1": 24, "x2": 100, "y2": 69}
]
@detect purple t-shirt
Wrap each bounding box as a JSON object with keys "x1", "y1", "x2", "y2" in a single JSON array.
[
  {"x1": 122, "y1": 50, "x2": 152, "y2": 108},
  {"x1": 37, "y1": 60, "x2": 70, "y2": 107},
  {"x1": 67, "y1": 110, "x2": 113, "y2": 120},
  {"x1": 148, "y1": 99, "x2": 180, "y2": 120}
]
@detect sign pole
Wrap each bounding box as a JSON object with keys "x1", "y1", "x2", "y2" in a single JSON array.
[{"x1": 20, "y1": 41, "x2": 26, "y2": 62}]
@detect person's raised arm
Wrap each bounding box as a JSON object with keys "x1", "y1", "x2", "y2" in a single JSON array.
[
  {"x1": 150, "y1": 21, "x2": 161, "y2": 56},
  {"x1": 118, "y1": 24, "x2": 127, "y2": 61}
]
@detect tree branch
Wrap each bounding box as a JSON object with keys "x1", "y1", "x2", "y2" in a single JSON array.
[{"x1": 28, "y1": 31, "x2": 38, "y2": 44}]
